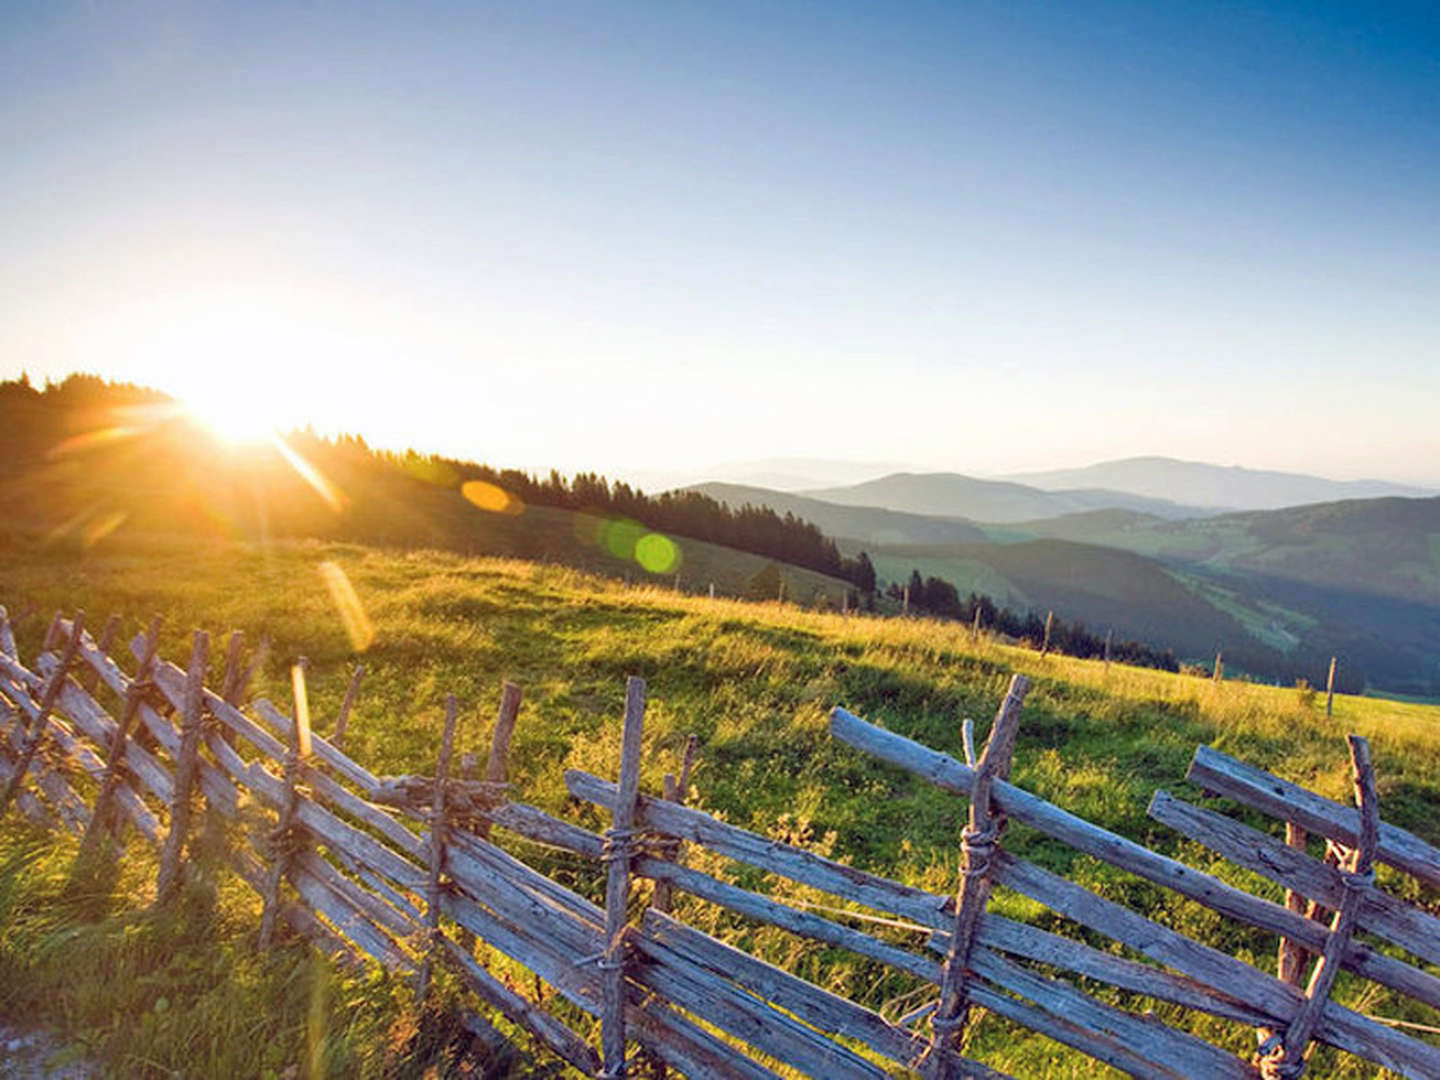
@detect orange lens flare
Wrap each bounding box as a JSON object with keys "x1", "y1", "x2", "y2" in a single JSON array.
[
  {"x1": 81, "y1": 510, "x2": 128, "y2": 548},
  {"x1": 461, "y1": 480, "x2": 524, "y2": 515},
  {"x1": 273, "y1": 435, "x2": 349, "y2": 513},
  {"x1": 319, "y1": 561, "x2": 375, "y2": 652},
  {"x1": 47, "y1": 425, "x2": 147, "y2": 458},
  {"x1": 290, "y1": 663, "x2": 313, "y2": 757}
]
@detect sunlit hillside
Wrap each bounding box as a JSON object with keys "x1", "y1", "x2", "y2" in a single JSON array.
[{"x1": 2, "y1": 534, "x2": 1437, "y2": 1077}]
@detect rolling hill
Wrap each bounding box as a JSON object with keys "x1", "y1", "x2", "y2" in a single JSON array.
[
  {"x1": 684, "y1": 482, "x2": 987, "y2": 545},
  {"x1": 1005, "y1": 456, "x2": 1434, "y2": 511},
  {"x1": 805, "y1": 471, "x2": 1209, "y2": 522},
  {"x1": 864, "y1": 496, "x2": 1440, "y2": 696}
]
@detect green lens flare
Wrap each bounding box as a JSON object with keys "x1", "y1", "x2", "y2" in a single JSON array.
[{"x1": 635, "y1": 532, "x2": 680, "y2": 574}]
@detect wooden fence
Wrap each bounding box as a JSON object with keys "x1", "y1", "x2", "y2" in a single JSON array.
[{"x1": 1, "y1": 603, "x2": 1439, "y2": 1079}]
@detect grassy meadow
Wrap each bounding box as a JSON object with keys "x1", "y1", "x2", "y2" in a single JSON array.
[{"x1": 2, "y1": 533, "x2": 1439, "y2": 1077}]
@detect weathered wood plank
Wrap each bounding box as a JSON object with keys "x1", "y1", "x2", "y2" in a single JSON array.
[
  {"x1": 1188, "y1": 744, "x2": 1440, "y2": 891},
  {"x1": 630, "y1": 925, "x2": 890, "y2": 1080},
  {"x1": 969, "y1": 947, "x2": 1255, "y2": 1080},
  {"x1": 643, "y1": 909, "x2": 1008, "y2": 1077},
  {"x1": 439, "y1": 935, "x2": 600, "y2": 1075},
  {"x1": 566, "y1": 770, "x2": 950, "y2": 928},
  {"x1": 830, "y1": 707, "x2": 1440, "y2": 1014},
  {"x1": 1150, "y1": 790, "x2": 1440, "y2": 968},
  {"x1": 156, "y1": 631, "x2": 210, "y2": 901},
  {"x1": 991, "y1": 853, "x2": 1440, "y2": 1078}
]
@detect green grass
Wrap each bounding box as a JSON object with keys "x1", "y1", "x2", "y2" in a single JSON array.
[{"x1": 3, "y1": 534, "x2": 1439, "y2": 1077}]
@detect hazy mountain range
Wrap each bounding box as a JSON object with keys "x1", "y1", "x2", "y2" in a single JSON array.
[
  {"x1": 801, "y1": 472, "x2": 1208, "y2": 523},
  {"x1": 1003, "y1": 456, "x2": 1434, "y2": 511}
]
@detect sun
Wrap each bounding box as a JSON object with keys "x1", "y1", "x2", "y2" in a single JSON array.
[{"x1": 182, "y1": 387, "x2": 282, "y2": 446}]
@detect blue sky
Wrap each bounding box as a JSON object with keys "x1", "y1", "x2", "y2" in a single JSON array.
[{"x1": 3, "y1": 1, "x2": 1438, "y2": 481}]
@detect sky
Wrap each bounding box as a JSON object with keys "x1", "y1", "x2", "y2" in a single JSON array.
[{"x1": 3, "y1": 1, "x2": 1439, "y2": 483}]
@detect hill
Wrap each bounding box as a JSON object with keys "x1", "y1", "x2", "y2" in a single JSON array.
[
  {"x1": 805, "y1": 471, "x2": 1207, "y2": 522},
  {"x1": 859, "y1": 537, "x2": 1289, "y2": 676},
  {"x1": 0, "y1": 376, "x2": 859, "y2": 607},
  {"x1": 3, "y1": 535, "x2": 1440, "y2": 1077},
  {"x1": 1005, "y1": 455, "x2": 1434, "y2": 511},
  {"x1": 685, "y1": 482, "x2": 987, "y2": 545},
  {"x1": 881, "y1": 497, "x2": 1440, "y2": 696}
]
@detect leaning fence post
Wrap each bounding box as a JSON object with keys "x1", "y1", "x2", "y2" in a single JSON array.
[
  {"x1": 1040, "y1": 611, "x2": 1053, "y2": 655},
  {"x1": 80, "y1": 615, "x2": 162, "y2": 858},
  {"x1": 0, "y1": 611, "x2": 85, "y2": 821},
  {"x1": 416, "y1": 694, "x2": 459, "y2": 1004},
  {"x1": 599, "y1": 676, "x2": 646, "y2": 1078},
  {"x1": 925, "y1": 673, "x2": 1030, "y2": 1080},
  {"x1": 258, "y1": 660, "x2": 313, "y2": 948},
  {"x1": 1325, "y1": 657, "x2": 1337, "y2": 719},
  {"x1": 332, "y1": 663, "x2": 365, "y2": 751},
  {"x1": 155, "y1": 630, "x2": 210, "y2": 902},
  {"x1": 475, "y1": 681, "x2": 522, "y2": 843},
  {"x1": 652, "y1": 734, "x2": 698, "y2": 915},
  {"x1": 1258, "y1": 735, "x2": 1380, "y2": 1079}
]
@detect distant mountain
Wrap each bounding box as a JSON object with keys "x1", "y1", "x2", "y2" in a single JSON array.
[
  {"x1": 804, "y1": 472, "x2": 1207, "y2": 523},
  {"x1": 1004, "y1": 456, "x2": 1434, "y2": 512},
  {"x1": 619, "y1": 457, "x2": 913, "y2": 495},
  {"x1": 686, "y1": 483, "x2": 986, "y2": 546}
]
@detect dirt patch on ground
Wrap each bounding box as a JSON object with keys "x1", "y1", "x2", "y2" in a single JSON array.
[{"x1": 0, "y1": 1021, "x2": 95, "y2": 1079}]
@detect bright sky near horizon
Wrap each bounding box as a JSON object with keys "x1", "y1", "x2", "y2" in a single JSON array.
[{"x1": 3, "y1": 1, "x2": 1438, "y2": 482}]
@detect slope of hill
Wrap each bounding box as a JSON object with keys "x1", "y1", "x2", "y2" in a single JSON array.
[
  {"x1": 861, "y1": 537, "x2": 1288, "y2": 674},
  {"x1": 805, "y1": 471, "x2": 1207, "y2": 522},
  {"x1": 0, "y1": 377, "x2": 856, "y2": 607},
  {"x1": 685, "y1": 482, "x2": 987, "y2": 545},
  {"x1": 868, "y1": 496, "x2": 1440, "y2": 695},
  {"x1": 1005, "y1": 496, "x2": 1440, "y2": 608},
  {"x1": 1006, "y1": 455, "x2": 1434, "y2": 511}
]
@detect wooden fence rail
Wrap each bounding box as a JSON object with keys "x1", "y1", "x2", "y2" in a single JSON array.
[{"x1": 0, "y1": 602, "x2": 1437, "y2": 1079}]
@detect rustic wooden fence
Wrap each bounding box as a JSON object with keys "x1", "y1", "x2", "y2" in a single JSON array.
[{"x1": 1, "y1": 604, "x2": 1439, "y2": 1078}]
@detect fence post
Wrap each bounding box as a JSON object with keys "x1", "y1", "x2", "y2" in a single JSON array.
[
  {"x1": 1214, "y1": 651, "x2": 1224, "y2": 683},
  {"x1": 416, "y1": 693, "x2": 459, "y2": 1004},
  {"x1": 474, "y1": 681, "x2": 522, "y2": 844},
  {"x1": 970, "y1": 607, "x2": 981, "y2": 644},
  {"x1": 0, "y1": 606, "x2": 16, "y2": 659},
  {"x1": 332, "y1": 663, "x2": 365, "y2": 751},
  {"x1": 651, "y1": 734, "x2": 698, "y2": 915},
  {"x1": 1040, "y1": 611, "x2": 1053, "y2": 655},
  {"x1": 156, "y1": 630, "x2": 210, "y2": 902},
  {"x1": 80, "y1": 616, "x2": 162, "y2": 858},
  {"x1": 925, "y1": 673, "x2": 1030, "y2": 1079},
  {"x1": 1274, "y1": 821, "x2": 1310, "y2": 990},
  {"x1": 1258, "y1": 735, "x2": 1380, "y2": 1078},
  {"x1": 600, "y1": 677, "x2": 646, "y2": 1078},
  {"x1": 259, "y1": 660, "x2": 313, "y2": 948},
  {"x1": 1103, "y1": 628, "x2": 1112, "y2": 672},
  {"x1": 1325, "y1": 657, "x2": 1337, "y2": 719},
  {"x1": 0, "y1": 611, "x2": 84, "y2": 822}
]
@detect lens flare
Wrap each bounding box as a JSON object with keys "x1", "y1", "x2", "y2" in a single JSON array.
[
  {"x1": 290, "y1": 662, "x2": 313, "y2": 758},
  {"x1": 461, "y1": 480, "x2": 524, "y2": 515},
  {"x1": 82, "y1": 510, "x2": 128, "y2": 548},
  {"x1": 319, "y1": 561, "x2": 375, "y2": 652},
  {"x1": 273, "y1": 435, "x2": 349, "y2": 513},
  {"x1": 601, "y1": 518, "x2": 644, "y2": 560},
  {"x1": 635, "y1": 532, "x2": 681, "y2": 574}
]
